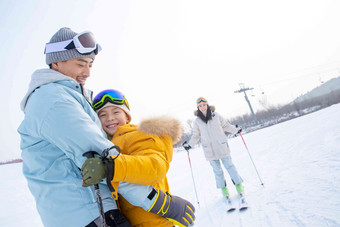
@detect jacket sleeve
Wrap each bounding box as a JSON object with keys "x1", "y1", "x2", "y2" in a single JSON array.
[
  {"x1": 112, "y1": 135, "x2": 171, "y2": 185},
  {"x1": 218, "y1": 112, "x2": 238, "y2": 134},
  {"x1": 188, "y1": 119, "x2": 201, "y2": 147},
  {"x1": 40, "y1": 100, "x2": 115, "y2": 169}
]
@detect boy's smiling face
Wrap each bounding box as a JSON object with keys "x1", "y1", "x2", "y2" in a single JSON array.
[{"x1": 97, "y1": 105, "x2": 129, "y2": 137}]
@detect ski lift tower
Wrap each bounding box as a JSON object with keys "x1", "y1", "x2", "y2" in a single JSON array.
[{"x1": 234, "y1": 83, "x2": 258, "y2": 124}]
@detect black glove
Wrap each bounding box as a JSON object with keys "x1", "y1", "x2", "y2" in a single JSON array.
[
  {"x1": 182, "y1": 141, "x2": 191, "y2": 151},
  {"x1": 233, "y1": 126, "x2": 242, "y2": 137},
  {"x1": 148, "y1": 189, "x2": 195, "y2": 227}
]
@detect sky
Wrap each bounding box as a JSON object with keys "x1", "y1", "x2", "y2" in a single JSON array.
[
  {"x1": 1, "y1": 0, "x2": 340, "y2": 161},
  {"x1": 2, "y1": 103, "x2": 340, "y2": 226}
]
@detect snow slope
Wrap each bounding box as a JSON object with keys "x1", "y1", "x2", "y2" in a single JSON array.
[{"x1": 2, "y1": 103, "x2": 340, "y2": 226}]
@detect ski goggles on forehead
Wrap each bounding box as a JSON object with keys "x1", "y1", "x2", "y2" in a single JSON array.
[
  {"x1": 92, "y1": 89, "x2": 130, "y2": 111},
  {"x1": 196, "y1": 98, "x2": 208, "y2": 104},
  {"x1": 44, "y1": 31, "x2": 102, "y2": 55}
]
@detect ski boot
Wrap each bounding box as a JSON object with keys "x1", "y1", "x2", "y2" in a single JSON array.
[
  {"x1": 235, "y1": 184, "x2": 248, "y2": 210},
  {"x1": 222, "y1": 187, "x2": 236, "y2": 212}
]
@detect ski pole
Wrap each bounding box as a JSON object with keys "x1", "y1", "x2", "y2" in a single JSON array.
[
  {"x1": 239, "y1": 132, "x2": 264, "y2": 186},
  {"x1": 185, "y1": 148, "x2": 200, "y2": 207},
  {"x1": 83, "y1": 151, "x2": 108, "y2": 227}
]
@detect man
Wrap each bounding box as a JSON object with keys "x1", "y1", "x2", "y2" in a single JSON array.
[{"x1": 18, "y1": 27, "x2": 195, "y2": 227}]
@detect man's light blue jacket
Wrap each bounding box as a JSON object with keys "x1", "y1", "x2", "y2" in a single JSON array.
[{"x1": 18, "y1": 69, "x2": 155, "y2": 227}]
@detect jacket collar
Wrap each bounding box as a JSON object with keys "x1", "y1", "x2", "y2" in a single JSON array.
[{"x1": 20, "y1": 68, "x2": 92, "y2": 112}]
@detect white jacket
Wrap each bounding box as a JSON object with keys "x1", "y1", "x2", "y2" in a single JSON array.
[{"x1": 188, "y1": 107, "x2": 238, "y2": 160}]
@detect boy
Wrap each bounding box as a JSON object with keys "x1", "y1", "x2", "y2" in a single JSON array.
[{"x1": 82, "y1": 89, "x2": 194, "y2": 227}]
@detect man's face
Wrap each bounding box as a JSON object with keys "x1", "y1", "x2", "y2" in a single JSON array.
[{"x1": 52, "y1": 57, "x2": 93, "y2": 86}]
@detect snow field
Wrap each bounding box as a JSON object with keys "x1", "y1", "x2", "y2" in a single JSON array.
[{"x1": 2, "y1": 103, "x2": 340, "y2": 226}]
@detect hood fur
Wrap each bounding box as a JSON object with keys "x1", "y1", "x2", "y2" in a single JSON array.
[
  {"x1": 194, "y1": 105, "x2": 215, "y2": 116},
  {"x1": 138, "y1": 116, "x2": 182, "y2": 144}
]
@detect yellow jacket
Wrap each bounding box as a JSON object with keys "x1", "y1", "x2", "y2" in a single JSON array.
[{"x1": 110, "y1": 116, "x2": 182, "y2": 227}]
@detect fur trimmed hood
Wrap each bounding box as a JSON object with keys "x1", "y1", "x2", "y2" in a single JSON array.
[
  {"x1": 194, "y1": 105, "x2": 215, "y2": 116},
  {"x1": 138, "y1": 116, "x2": 182, "y2": 144}
]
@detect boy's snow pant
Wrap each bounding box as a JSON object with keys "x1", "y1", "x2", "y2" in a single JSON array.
[{"x1": 209, "y1": 156, "x2": 243, "y2": 188}]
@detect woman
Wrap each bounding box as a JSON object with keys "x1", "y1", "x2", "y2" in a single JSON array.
[{"x1": 183, "y1": 97, "x2": 244, "y2": 199}]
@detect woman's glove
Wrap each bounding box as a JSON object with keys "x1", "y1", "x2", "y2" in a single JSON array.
[
  {"x1": 182, "y1": 141, "x2": 191, "y2": 151},
  {"x1": 235, "y1": 124, "x2": 242, "y2": 136}
]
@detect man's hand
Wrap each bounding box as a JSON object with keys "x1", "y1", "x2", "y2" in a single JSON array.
[
  {"x1": 81, "y1": 158, "x2": 113, "y2": 187},
  {"x1": 182, "y1": 141, "x2": 191, "y2": 151},
  {"x1": 148, "y1": 189, "x2": 195, "y2": 227}
]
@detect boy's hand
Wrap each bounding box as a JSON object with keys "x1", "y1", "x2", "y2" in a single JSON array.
[{"x1": 148, "y1": 189, "x2": 195, "y2": 227}]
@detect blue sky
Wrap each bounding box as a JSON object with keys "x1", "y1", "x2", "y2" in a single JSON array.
[{"x1": 1, "y1": 0, "x2": 340, "y2": 161}]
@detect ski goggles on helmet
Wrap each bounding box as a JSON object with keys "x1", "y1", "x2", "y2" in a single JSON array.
[
  {"x1": 196, "y1": 97, "x2": 208, "y2": 104},
  {"x1": 44, "y1": 31, "x2": 102, "y2": 55},
  {"x1": 92, "y1": 89, "x2": 130, "y2": 111}
]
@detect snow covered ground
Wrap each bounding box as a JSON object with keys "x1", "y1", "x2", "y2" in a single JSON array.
[{"x1": 2, "y1": 103, "x2": 340, "y2": 226}]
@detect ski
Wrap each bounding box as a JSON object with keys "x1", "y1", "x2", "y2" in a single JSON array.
[
  {"x1": 226, "y1": 197, "x2": 236, "y2": 212},
  {"x1": 239, "y1": 196, "x2": 248, "y2": 211}
]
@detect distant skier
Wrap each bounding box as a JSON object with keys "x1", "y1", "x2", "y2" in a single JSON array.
[{"x1": 183, "y1": 97, "x2": 244, "y2": 199}]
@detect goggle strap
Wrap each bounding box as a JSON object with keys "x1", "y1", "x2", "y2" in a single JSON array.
[
  {"x1": 197, "y1": 99, "x2": 207, "y2": 104},
  {"x1": 94, "y1": 99, "x2": 125, "y2": 111},
  {"x1": 93, "y1": 95, "x2": 125, "y2": 110},
  {"x1": 44, "y1": 40, "x2": 72, "y2": 54},
  {"x1": 65, "y1": 41, "x2": 76, "y2": 50}
]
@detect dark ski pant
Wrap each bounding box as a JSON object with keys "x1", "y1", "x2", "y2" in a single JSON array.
[{"x1": 85, "y1": 209, "x2": 131, "y2": 227}]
